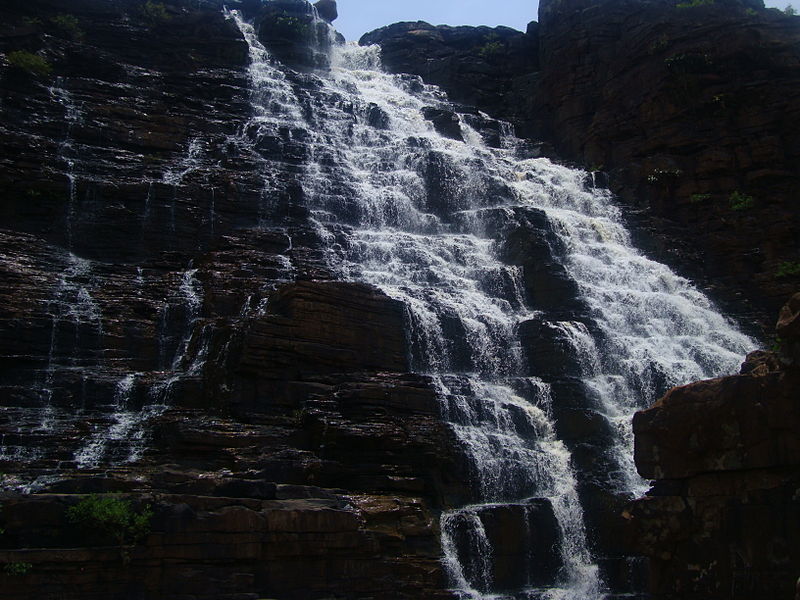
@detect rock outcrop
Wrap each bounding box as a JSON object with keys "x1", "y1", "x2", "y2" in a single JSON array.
[
  {"x1": 535, "y1": 0, "x2": 800, "y2": 331},
  {"x1": 360, "y1": 21, "x2": 541, "y2": 138},
  {"x1": 627, "y1": 291, "x2": 800, "y2": 599}
]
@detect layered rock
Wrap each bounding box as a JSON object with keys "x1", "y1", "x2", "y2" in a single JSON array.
[
  {"x1": 626, "y1": 291, "x2": 800, "y2": 599},
  {"x1": 0, "y1": 1, "x2": 465, "y2": 597},
  {"x1": 535, "y1": 0, "x2": 800, "y2": 330}
]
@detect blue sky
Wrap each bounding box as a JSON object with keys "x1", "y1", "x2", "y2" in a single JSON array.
[
  {"x1": 333, "y1": 0, "x2": 793, "y2": 42},
  {"x1": 334, "y1": 0, "x2": 536, "y2": 41}
]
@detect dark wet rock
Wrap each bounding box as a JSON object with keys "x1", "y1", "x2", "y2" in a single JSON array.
[
  {"x1": 422, "y1": 107, "x2": 464, "y2": 141},
  {"x1": 497, "y1": 207, "x2": 584, "y2": 316},
  {"x1": 255, "y1": 0, "x2": 333, "y2": 69},
  {"x1": 313, "y1": 0, "x2": 337, "y2": 24},
  {"x1": 627, "y1": 292, "x2": 800, "y2": 599},
  {"x1": 366, "y1": 102, "x2": 390, "y2": 129},
  {"x1": 519, "y1": 319, "x2": 588, "y2": 379},
  {"x1": 777, "y1": 291, "x2": 800, "y2": 366},
  {"x1": 447, "y1": 501, "x2": 560, "y2": 592}
]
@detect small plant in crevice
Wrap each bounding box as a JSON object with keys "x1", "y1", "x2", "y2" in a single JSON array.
[
  {"x1": 50, "y1": 14, "x2": 84, "y2": 40},
  {"x1": 67, "y1": 494, "x2": 153, "y2": 562},
  {"x1": 141, "y1": 1, "x2": 171, "y2": 24},
  {"x1": 690, "y1": 193, "x2": 711, "y2": 203},
  {"x1": 271, "y1": 15, "x2": 311, "y2": 38},
  {"x1": 6, "y1": 51, "x2": 53, "y2": 78},
  {"x1": 648, "y1": 33, "x2": 670, "y2": 54},
  {"x1": 676, "y1": 0, "x2": 715, "y2": 7},
  {"x1": 3, "y1": 562, "x2": 32, "y2": 576},
  {"x1": 478, "y1": 41, "x2": 504, "y2": 58},
  {"x1": 664, "y1": 52, "x2": 713, "y2": 73},
  {"x1": 729, "y1": 190, "x2": 755, "y2": 211},
  {"x1": 776, "y1": 261, "x2": 800, "y2": 278}
]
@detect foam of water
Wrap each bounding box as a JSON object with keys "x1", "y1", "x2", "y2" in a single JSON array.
[
  {"x1": 49, "y1": 80, "x2": 84, "y2": 250},
  {"x1": 227, "y1": 16, "x2": 608, "y2": 597}
]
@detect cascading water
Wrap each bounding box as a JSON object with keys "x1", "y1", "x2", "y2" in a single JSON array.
[{"x1": 229, "y1": 9, "x2": 753, "y2": 599}]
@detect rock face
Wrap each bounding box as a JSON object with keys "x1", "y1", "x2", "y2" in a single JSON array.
[
  {"x1": 362, "y1": 0, "x2": 800, "y2": 332},
  {"x1": 627, "y1": 291, "x2": 800, "y2": 599},
  {"x1": 0, "y1": 0, "x2": 773, "y2": 598},
  {"x1": 0, "y1": 1, "x2": 461, "y2": 597},
  {"x1": 535, "y1": 0, "x2": 800, "y2": 330}
]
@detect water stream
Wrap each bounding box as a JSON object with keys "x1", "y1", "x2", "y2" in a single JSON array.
[{"x1": 228, "y1": 11, "x2": 753, "y2": 598}]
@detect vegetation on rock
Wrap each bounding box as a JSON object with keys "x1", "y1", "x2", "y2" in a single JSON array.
[
  {"x1": 66, "y1": 495, "x2": 153, "y2": 549},
  {"x1": 729, "y1": 190, "x2": 755, "y2": 211},
  {"x1": 776, "y1": 261, "x2": 800, "y2": 278},
  {"x1": 141, "y1": 1, "x2": 170, "y2": 24},
  {"x1": 3, "y1": 562, "x2": 32, "y2": 576},
  {"x1": 676, "y1": 0, "x2": 715, "y2": 8},
  {"x1": 6, "y1": 51, "x2": 52, "y2": 77},
  {"x1": 50, "y1": 14, "x2": 83, "y2": 40}
]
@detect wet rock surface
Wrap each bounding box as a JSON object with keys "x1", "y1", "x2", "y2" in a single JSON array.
[
  {"x1": 0, "y1": 1, "x2": 460, "y2": 598},
  {"x1": 628, "y1": 291, "x2": 800, "y2": 600}
]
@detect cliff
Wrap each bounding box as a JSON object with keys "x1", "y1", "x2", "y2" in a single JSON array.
[
  {"x1": 0, "y1": 0, "x2": 778, "y2": 598},
  {"x1": 362, "y1": 0, "x2": 800, "y2": 333},
  {"x1": 0, "y1": 1, "x2": 460, "y2": 597},
  {"x1": 627, "y1": 291, "x2": 800, "y2": 599}
]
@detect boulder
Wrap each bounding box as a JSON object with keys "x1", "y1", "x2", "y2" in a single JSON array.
[
  {"x1": 314, "y1": 0, "x2": 337, "y2": 23},
  {"x1": 422, "y1": 107, "x2": 464, "y2": 141}
]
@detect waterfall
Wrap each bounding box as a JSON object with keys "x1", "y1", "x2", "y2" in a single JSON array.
[{"x1": 228, "y1": 10, "x2": 754, "y2": 598}]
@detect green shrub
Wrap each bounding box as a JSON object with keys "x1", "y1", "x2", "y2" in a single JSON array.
[
  {"x1": 776, "y1": 261, "x2": 800, "y2": 278},
  {"x1": 6, "y1": 51, "x2": 52, "y2": 77},
  {"x1": 4, "y1": 562, "x2": 32, "y2": 576},
  {"x1": 690, "y1": 193, "x2": 711, "y2": 203},
  {"x1": 67, "y1": 494, "x2": 153, "y2": 548},
  {"x1": 676, "y1": 0, "x2": 715, "y2": 7},
  {"x1": 273, "y1": 15, "x2": 310, "y2": 37},
  {"x1": 50, "y1": 14, "x2": 84, "y2": 40},
  {"x1": 729, "y1": 190, "x2": 755, "y2": 211},
  {"x1": 478, "y1": 41, "x2": 504, "y2": 58},
  {"x1": 141, "y1": 1, "x2": 170, "y2": 24}
]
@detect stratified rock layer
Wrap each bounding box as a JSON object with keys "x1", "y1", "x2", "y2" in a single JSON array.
[
  {"x1": 535, "y1": 0, "x2": 800, "y2": 329},
  {"x1": 627, "y1": 292, "x2": 800, "y2": 600},
  {"x1": 0, "y1": 1, "x2": 462, "y2": 598}
]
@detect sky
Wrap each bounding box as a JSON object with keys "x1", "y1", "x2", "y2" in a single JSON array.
[{"x1": 332, "y1": 0, "x2": 794, "y2": 42}]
